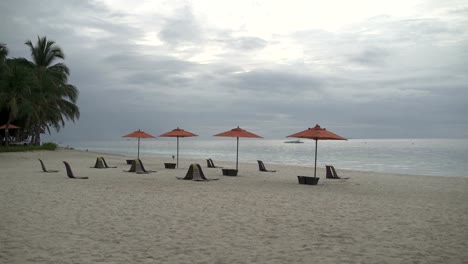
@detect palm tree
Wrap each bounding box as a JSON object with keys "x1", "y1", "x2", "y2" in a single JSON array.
[
  {"x1": 0, "y1": 43, "x2": 7, "y2": 66},
  {"x1": 0, "y1": 58, "x2": 35, "y2": 145},
  {"x1": 0, "y1": 43, "x2": 8, "y2": 98},
  {"x1": 0, "y1": 43, "x2": 8, "y2": 86},
  {"x1": 25, "y1": 36, "x2": 80, "y2": 144},
  {"x1": 0, "y1": 43, "x2": 9, "y2": 145},
  {"x1": 1, "y1": 43, "x2": 9, "y2": 145}
]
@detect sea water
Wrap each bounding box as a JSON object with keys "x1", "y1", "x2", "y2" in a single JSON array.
[{"x1": 63, "y1": 138, "x2": 468, "y2": 177}]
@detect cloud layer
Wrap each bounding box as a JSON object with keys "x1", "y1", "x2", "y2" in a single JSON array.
[{"x1": 1, "y1": 0, "x2": 467, "y2": 139}]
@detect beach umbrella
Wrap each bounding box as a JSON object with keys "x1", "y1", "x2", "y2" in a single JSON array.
[
  {"x1": 287, "y1": 124, "x2": 347, "y2": 178},
  {"x1": 0, "y1": 124, "x2": 20, "y2": 129},
  {"x1": 214, "y1": 126, "x2": 262, "y2": 171},
  {"x1": 0, "y1": 124, "x2": 20, "y2": 145},
  {"x1": 122, "y1": 129, "x2": 156, "y2": 159},
  {"x1": 159, "y1": 127, "x2": 198, "y2": 168}
]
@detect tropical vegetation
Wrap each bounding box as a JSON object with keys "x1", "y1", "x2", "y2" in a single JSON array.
[
  {"x1": 0, "y1": 36, "x2": 80, "y2": 146},
  {"x1": 0, "y1": 142, "x2": 57, "y2": 152}
]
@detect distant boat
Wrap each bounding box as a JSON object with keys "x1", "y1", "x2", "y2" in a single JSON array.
[{"x1": 284, "y1": 139, "x2": 304, "y2": 143}]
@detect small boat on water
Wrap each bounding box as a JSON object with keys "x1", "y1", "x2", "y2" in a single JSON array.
[{"x1": 284, "y1": 139, "x2": 304, "y2": 143}]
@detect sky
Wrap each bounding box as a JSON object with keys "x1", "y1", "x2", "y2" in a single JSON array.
[{"x1": 1, "y1": 0, "x2": 467, "y2": 140}]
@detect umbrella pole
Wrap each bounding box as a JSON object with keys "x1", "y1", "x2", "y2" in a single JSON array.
[
  {"x1": 137, "y1": 137, "x2": 140, "y2": 160},
  {"x1": 5, "y1": 127, "x2": 9, "y2": 147},
  {"x1": 236, "y1": 137, "x2": 239, "y2": 171},
  {"x1": 176, "y1": 136, "x2": 179, "y2": 168},
  {"x1": 314, "y1": 139, "x2": 318, "y2": 178}
]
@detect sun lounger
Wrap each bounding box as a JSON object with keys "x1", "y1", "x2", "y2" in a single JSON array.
[
  {"x1": 38, "y1": 159, "x2": 59, "y2": 173},
  {"x1": 90, "y1": 157, "x2": 106, "y2": 168},
  {"x1": 139, "y1": 160, "x2": 156, "y2": 173},
  {"x1": 257, "y1": 160, "x2": 276, "y2": 172},
  {"x1": 62, "y1": 161, "x2": 89, "y2": 179},
  {"x1": 177, "y1": 163, "x2": 218, "y2": 181},
  {"x1": 124, "y1": 159, "x2": 139, "y2": 172},
  {"x1": 101, "y1": 157, "x2": 117, "y2": 168},
  {"x1": 123, "y1": 159, "x2": 156, "y2": 174},
  {"x1": 326, "y1": 165, "x2": 349, "y2": 179},
  {"x1": 207, "y1": 158, "x2": 223, "y2": 168}
]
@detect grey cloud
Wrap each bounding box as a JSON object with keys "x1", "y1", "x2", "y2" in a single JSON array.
[
  {"x1": 359, "y1": 16, "x2": 467, "y2": 45},
  {"x1": 0, "y1": 0, "x2": 144, "y2": 58},
  {"x1": 158, "y1": 6, "x2": 202, "y2": 45},
  {"x1": 2, "y1": 1, "x2": 467, "y2": 140},
  {"x1": 100, "y1": 53, "x2": 200, "y2": 89},
  {"x1": 226, "y1": 36, "x2": 268, "y2": 51},
  {"x1": 226, "y1": 69, "x2": 324, "y2": 94},
  {"x1": 448, "y1": 6, "x2": 468, "y2": 15},
  {"x1": 348, "y1": 46, "x2": 390, "y2": 65}
]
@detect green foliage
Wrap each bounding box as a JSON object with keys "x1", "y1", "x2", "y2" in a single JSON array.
[
  {"x1": 0, "y1": 37, "x2": 80, "y2": 145},
  {"x1": 0, "y1": 142, "x2": 57, "y2": 152},
  {"x1": 41, "y1": 142, "x2": 57, "y2": 150}
]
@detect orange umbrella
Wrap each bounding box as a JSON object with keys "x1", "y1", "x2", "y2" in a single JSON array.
[
  {"x1": 122, "y1": 129, "x2": 156, "y2": 159},
  {"x1": 0, "y1": 124, "x2": 20, "y2": 129},
  {"x1": 160, "y1": 127, "x2": 198, "y2": 168},
  {"x1": 287, "y1": 124, "x2": 346, "y2": 178},
  {"x1": 0, "y1": 124, "x2": 21, "y2": 146},
  {"x1": 214, "y1": 126, "x2": 262, "y2": 171}
]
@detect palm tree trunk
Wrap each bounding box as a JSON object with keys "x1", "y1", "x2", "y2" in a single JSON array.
[
  {"x1": 34, "y1": 130, "x2": 41, "y2": 145},
  {"x1": 29, "y1": 125, "x2": 37, "y2": 145},
  {"x1": 22, "y1": 115, "x2": 31, "y2": 145}
]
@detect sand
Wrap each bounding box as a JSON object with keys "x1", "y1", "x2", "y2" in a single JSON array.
[{"x1": 1, "y1": 148, "x2": 467, "y2": 264}]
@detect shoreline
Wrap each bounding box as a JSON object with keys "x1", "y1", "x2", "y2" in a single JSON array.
[
  {"x1": 53, "y1": 137, "x2": 468, "y2": 178},
  {"x1": 67, "y1": 146, "x2": 468, "y2": 179},
  {"x1": 1, "y1": 149, "x2": 467, "y2": 263}
]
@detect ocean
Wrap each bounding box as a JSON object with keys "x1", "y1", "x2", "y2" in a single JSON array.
[{"x1": 62, "y1": 138, "x2": 468, "y2": 177}]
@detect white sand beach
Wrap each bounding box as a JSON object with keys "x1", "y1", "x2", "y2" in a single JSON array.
[{"x1": 1, "y1": 148, "x2": 467, "y2": 263}]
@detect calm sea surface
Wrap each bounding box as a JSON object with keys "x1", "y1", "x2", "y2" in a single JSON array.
[{"x1": 63, "y1": 138, "x2": 468, "y2": 177}]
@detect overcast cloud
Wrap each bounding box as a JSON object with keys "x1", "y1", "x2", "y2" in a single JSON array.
[{"x1": 1, "y1": 0, "x2": 467, "y2": 140}]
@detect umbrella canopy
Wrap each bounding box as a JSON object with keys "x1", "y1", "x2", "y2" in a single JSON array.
[
  {"x1": 160, "y1": 127, "x2": 198, "y2": 168},
  {"x1": 287, "y1": 124, "x2": 346, "y2": 178},
  {"x1": 0, "y1": 124, "x2": 20, "y2": 129},
  {"x1": 0, "y1": 124, "x2": 21, "y2": 146},
  {"x1": 122, "y1": 129, "x2": 156, "y2": 159},
  {"x1": 214, "y1": 126, "x2": 262, "y2": 171}
]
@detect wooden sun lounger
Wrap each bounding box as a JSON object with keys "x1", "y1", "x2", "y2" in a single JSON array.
[
  {"x1": 207, "y1": 158, "x2": 223, "y2": 168},
  {"x1": 326, "y1": 165, "x2": 349, "y2": 179},
  {"x1": 90, "y1": 157, "x2": 118, "y2": 169},
  {"x1": 123, "y1": 159, "x2": 156, "y2": 174},
  {"x1": 177, "y1": 163, "x2": 218, "y2": 181},
  {"x1": 63, "y1": 161, "x2": 89, "y2": 179},
  {"x1": 101, "y1": 157, "x2": 117, "y2": 168},
  {"x1": 257, "y1": 160, "x2": 276, "y2": 172},
  {"x1": 38, "y1": 159, "x2": 59, "y2": 173}
]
